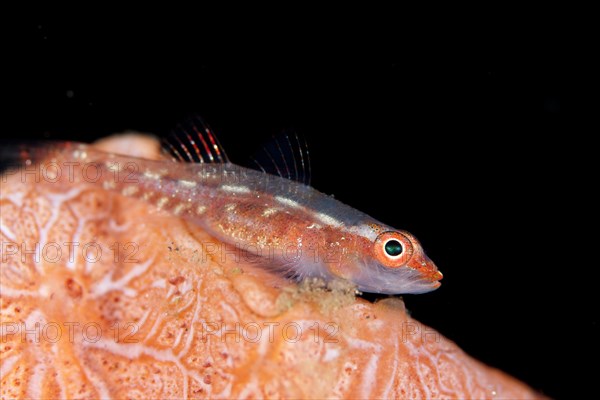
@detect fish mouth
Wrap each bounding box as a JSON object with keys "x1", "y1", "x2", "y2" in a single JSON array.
[
  {"x1": 407, "y1": 253, "x2": 442, "y2": 283},
  {"x1": 428, "y1": 270, "x2": 444, "y2": 282},
  {"x1": 419, "y1": 269, "x2": 443, "y2": 292},
  {"x1": 418, "y1": 269, "x2": 443, "y2": 292},
  {"x1": 401, "y1": 275, "x2": 442, "y2": 294}
]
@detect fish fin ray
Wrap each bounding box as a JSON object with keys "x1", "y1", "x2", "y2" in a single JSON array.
[
  {"x1": 249, "y1": 130, "x2": 311, "y2": 184},
  {"x1": 162, "y1": 116, "x2": 229, "y2": 164}
]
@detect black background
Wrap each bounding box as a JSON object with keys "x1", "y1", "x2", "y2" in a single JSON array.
[{"x1": 4, "y1": 16, "x2": 596, "y2": 399}]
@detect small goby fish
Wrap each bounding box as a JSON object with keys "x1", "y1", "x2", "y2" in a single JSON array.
[{"x1": 5, "y1": 126, "x2": 442, "y2": 294}]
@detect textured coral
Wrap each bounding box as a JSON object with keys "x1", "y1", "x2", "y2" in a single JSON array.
[{"x1": 0, "y1": 135, "x2": 542, "y2": 399}]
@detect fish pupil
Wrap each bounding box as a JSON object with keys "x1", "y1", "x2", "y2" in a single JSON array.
[{"x1": 384, "y1": 240, "x2": 403, "y2": 257}]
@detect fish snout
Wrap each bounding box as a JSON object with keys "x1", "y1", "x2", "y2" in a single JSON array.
[{"x1": 410, "y1": 253, "x2": 443, "y2": 282}]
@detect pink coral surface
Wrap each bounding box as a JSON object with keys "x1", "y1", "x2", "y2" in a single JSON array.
[{"x1": 0, "y1": 135, "x2": 543, "y2": 399}]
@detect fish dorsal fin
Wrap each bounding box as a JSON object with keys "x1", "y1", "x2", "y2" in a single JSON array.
[
  {"x1": 162, "y1": 116, "x2": 230, "y2": 163},
  {"x1": 250, "y1": 131, "x2": 312, "y2": 185}
]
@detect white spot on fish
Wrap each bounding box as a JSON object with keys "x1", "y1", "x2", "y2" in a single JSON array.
[
  {"x1": 307, "y1": 223, "x2": 322, "y2": 229},
  {"x1": 74, "y1": 150, "x2": 88, "y2": 160},
  {"x1": 275, "y1": 196, "x2": 301, "y2": 208},
  {"x1": 315, "y1": 212, "x2": 343, "y2": 227},
  {"x1": 262, "y1": 208, "x2": 278, "y2": 217},
  {"x1": 347, "y1": 224, "x2": 378, "y2": 241},
  {"x1": 179, "y1": 179, "x2": 197, "y2": 188},
  {"x1": 142, "y1": 191, "x2": 154, "y2": 201},
  {"x1": 173, "y1": 203, "x2": 189, "y2": 215},
  {"x1": 224, "y1": 203, "x2": 237, "y2": 212},
  {"x1": 121, "y1": 185, "x2": 139, "y2": 196},
  {"x1": 143, "y1": 170, "x2": 162, "y2": 180},
  {"x1": 103, "y1": 180, "x2": 116, "y2": 190},
  {"x1": 105, "y1": 161, "x2": 121, "y2": 172},
  {"x1": 221, "y1": 185, "x2": 251, "y2": 194},
  {"x1": 196, "y1": 205, "x2": 207, "y2": 214},
  {"x1": 156, "y1": 197, "x2": 169, "y2": 209}
]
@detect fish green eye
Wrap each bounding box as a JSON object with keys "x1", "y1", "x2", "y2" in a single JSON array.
[{"x1": 384, "y1": 239, "x2": 403, "y2": 257}]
